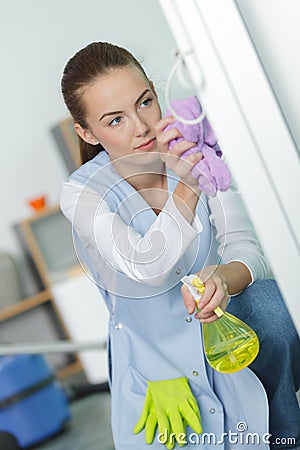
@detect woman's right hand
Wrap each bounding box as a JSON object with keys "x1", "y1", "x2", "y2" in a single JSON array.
[{"x1": 154, "y1": 116, "x2": 202, "y2": 191}]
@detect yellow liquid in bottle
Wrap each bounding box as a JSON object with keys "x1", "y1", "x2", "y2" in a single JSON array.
[
  {"x1": 188, "y1": 276, "x2": 260, "y2": 374},
  {"x1": 204, "y1": 333, "x2": 259, "y2": 374}
]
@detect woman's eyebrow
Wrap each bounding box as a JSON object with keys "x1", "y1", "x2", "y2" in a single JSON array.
[
  {"x1": 99, "y1": 109, "x2": 123, "y2": 121},
  {"x1": 99, "y1": 88, "x2": 151, "y2": 121},
  {"x1": 134, "y1": 88, "x2": 151, "y2": 106}
]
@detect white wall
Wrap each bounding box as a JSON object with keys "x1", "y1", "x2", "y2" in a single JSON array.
[
  {"x1": 236, "y1": 0, "x2": 300, "y2": 152},
  {"x1": 159, "y1": 0, "x2": 300, "y2": 330},
  {"x1": 0, "y1": 0, "x2": 179, "y2": 259}
]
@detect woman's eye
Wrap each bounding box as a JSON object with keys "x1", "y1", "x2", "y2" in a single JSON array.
[
  {"x1": 109, "y1": 116, "x2": 122, "y2": 126},
  {"x1": 140, "y1": 98, "x2": 152, "y2": 108}
]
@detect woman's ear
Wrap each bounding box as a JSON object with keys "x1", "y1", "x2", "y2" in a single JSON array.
[{"x1": 74, "y1": 123, "x2": 99, "y2": 145}]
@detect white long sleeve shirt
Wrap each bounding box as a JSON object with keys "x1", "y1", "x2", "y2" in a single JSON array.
[{"x1": 60, "y1": 179, "x2": 268, "y2": 288}]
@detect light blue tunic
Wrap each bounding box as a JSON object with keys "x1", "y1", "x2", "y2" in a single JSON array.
[{"x1": 66, "y1": 151, "x2": 269, "y2": 449}]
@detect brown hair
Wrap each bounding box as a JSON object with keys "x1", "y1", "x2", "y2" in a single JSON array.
[{"x1": 61, "y1": 42, "x2": 149, "y2": 165}]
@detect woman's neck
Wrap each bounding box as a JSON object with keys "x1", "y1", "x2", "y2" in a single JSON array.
[
  {"x1": 112, "y1": 158, "x2": 167, "y2": 192},
  {"x1": 112, "y1": 158, "x2": 169, "y2": 215}
]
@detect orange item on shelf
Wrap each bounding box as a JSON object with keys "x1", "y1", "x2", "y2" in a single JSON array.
[{"x1": 28, "y1": 195, "x2": 46, "y2": 212}]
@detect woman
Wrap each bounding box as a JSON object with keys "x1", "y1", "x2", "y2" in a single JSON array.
[{"x1": 60, "y1": 42, "x2": 300, "y2": 449}]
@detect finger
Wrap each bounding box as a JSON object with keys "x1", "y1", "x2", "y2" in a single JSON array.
[
  {"x1": 184, "y1": 151, "x2": 203, "y2": 165},
  {"x1": 168, "y1": 149, "x2": 202, "y2": 170},
  {"x1": 154, "y1": 115, "x2": 176, "y2": 134},
  {"x1": 133, "y1": 409, "x2": 148, "y2": 434},
  {"x1": 181, "y1": 285, "x2": 196, "y2": 315},
  {"x1": 157, "y1": 412, "x2": 175, "y2": 450},
  {"x1": 156, "y1": 129, "x2": 182, "y2": 156},
  {"x1": 200, "y1": 280, "x2": 228, "y2": 315},
  {"x1": 145, "y1": 411, "x2": 158, "y2": 444},
  {"x1": 195, "y1": 292, "x2": 227, "y2": 318},
  {"x1": 168, "y1": 140, "x2": 198, "y2": 157},
  {"x1": 168, "y1": 411, "x2": 185, "y2": 444},
  {"x1": 200, "y1": 313, "x2": 222, "y2": 323},
  {"x1": 174, "y1": 154, "x2": 203, "y2": 178},
  {"x1": 188, "y1": 397, "x2": 201, "y2": 422},
  {"x1": 166, "y1": 438, "x2": 175, "y2": 450},
  {"x1": 157, "y1": 411, "x2": 171, "y2": 443},
  {"x1": 180, "y1": 404, "x2": 202, "y2": 435},
  {"x1": 133, "y1": 390, "x2": 151, "y2": 434},
  {"x1": 177, "y1": 437, "x2": 187, "y2": 448},
  {"x1": 196, "y1": 278, "x2": 217, "y2": 310},
  {"x1": 195, "y1": 309, "x2": 216, "y2": 320},
  {"x1": 186, "y1": 399, "x2": 203, "y2": 433}
]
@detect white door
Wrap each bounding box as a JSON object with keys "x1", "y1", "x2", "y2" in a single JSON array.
[{"x1": 159, "y1": 0, "x2": 300, "y2": 332}]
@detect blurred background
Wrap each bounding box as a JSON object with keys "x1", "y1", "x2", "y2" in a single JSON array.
[{"x1": 0, "y1": 0, "x2": 299, "y2": 448}]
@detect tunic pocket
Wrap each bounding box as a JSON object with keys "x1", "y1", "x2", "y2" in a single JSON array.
[{"x1": 114, "y1": 366, "x2": 151, "y2": 448}]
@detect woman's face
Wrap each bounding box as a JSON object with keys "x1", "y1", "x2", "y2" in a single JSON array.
[{"x1": 76, "y1": 66, "x2": 162, "y2": 166}]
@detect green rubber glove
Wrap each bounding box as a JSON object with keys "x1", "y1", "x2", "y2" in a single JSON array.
[{"x1": 134, "y1": 377, "x2": 202, "y2": 449}]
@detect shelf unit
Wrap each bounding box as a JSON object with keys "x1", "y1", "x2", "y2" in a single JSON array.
[
  {"x1": 15, "y1": 205, "x2": 81, "y2": 287},
  {"x1": 0, "y1": 289, "x2": 50, "y2": 321},
  {"x1": 0, "y1": 206, "x2": 85, "y2": 381}
]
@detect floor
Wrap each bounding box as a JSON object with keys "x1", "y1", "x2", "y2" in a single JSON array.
[{"x1": 33, "y1": 392, "x2": 114, "y2": 450}]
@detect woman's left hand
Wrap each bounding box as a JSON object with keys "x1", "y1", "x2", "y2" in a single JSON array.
[{"x1": 181, "y1": 266, "x2": 230, "y2": 323}]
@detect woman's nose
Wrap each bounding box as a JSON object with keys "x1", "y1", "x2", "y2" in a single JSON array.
[{"x1": 132, "y1": 115, "x2": 150, "y2": 137}]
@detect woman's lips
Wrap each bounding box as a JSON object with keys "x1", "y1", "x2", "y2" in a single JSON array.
[{"x1": 135, "y1": 138, "x2": 156, "y2": 151}]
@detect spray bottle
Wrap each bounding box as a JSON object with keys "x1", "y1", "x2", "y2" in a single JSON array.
[{"x1": 182, "y1": 274, "x2": 259, "y2": 373}]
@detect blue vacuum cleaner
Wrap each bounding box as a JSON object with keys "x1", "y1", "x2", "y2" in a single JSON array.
[
  {"x1": 0, "y1": 340, "x2": 106, "y2": 449},
  {"x1": 0, "y1": 354, "x2": 70, "y2": 449}
]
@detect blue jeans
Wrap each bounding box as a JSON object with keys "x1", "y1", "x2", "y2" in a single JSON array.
[{"x1": 227, "y1": 279, "x2": 300, "y2": 449}]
